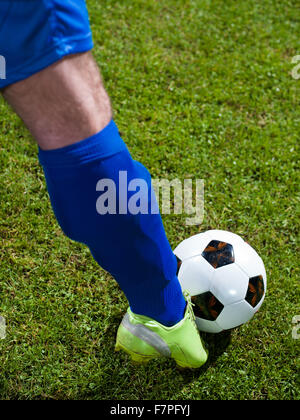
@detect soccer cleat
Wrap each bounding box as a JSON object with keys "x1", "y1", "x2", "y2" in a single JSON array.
[{"x1": 115, "y1": 292, "x2": 208, "y2": 369}]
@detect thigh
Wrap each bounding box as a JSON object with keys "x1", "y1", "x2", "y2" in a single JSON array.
[
  {"x1": 0, "y1": 0, "x2": 93, "y2": 89},
  {"x1": 2, "y1": 52, "x2": 112, "y2": 150},
  {"x1": 0, "y1": 1, "x2": 112, "y2": 150}
]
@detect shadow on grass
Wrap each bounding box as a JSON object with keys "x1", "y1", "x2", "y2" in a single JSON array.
[
  {"x1": 202, "y1": 330, "x2": 232, "y2": 365},
  {"x1": 77, "y1": 313, "x2": 232, "y2": 400}
]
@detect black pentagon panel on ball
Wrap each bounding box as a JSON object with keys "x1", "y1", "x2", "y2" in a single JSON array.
[
  {"x1": 192, "y1": 292, "x2": 224, "y2": 321},
  {"x1": 201, "y1": 240, "x2": 235, "y2": 269},
  {"x1": 175, "y1": 255, "x2": 182, "y2": 276},
  {"x1": 245, "y1": 275, "x2": 264, "y2": 307}
]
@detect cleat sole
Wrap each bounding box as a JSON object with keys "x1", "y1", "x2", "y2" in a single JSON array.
[{"x1": 115, "y1": 341, "x2": 155, "y2": 364}]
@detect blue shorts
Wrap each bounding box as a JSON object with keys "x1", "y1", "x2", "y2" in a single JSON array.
[{"x1": 0, "y1": 0, "x2": 93, "y2": 89}]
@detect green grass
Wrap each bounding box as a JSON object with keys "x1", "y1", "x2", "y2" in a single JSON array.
[{"x1": 0, "y1": 0, "x2": 299, "y2": 400}]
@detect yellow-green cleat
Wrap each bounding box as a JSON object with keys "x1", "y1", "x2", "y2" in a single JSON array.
[{"x1": 115, "y1": 292, "x2": 208, "y2": 369}]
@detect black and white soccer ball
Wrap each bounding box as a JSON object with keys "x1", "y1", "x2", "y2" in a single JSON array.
[{"x1": 174, "y1": 230, "x2": 267, "y2": 333}]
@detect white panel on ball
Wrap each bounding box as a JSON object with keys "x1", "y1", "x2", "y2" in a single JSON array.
[
  {"x1": 195, "y1": 317, "x2": 223, "y2": 333},
  {"x1": 205, "y1": 230, "x2": 244, "y2": 246},
  {"x1": 216, "y1": 300, "x2": 255, "y2": 330},
  {"x1": 234, "y1": 241, "x2": 267, "y2": 281},
  {"x1": 174, "y1": 231, "x2": 213, "y2": 261},
  {"x1": 178, "y1": 255, "x2": 213, "y2": 296},
  {"x1": 210, "y1": 264, "x2": 249, "y2": 306}
]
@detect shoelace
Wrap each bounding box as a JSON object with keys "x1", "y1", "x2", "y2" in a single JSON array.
[{"x1": 183, "y1": 290, "x2": 197, "y2": 326}]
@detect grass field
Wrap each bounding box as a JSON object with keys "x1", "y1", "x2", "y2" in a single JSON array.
[{"x1": 0, "y1": 0, "x2": 299, "y2": 400}]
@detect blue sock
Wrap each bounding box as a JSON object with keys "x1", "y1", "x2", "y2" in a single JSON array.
[{"x1": 38, "y1": 120, "x2": 186, "y2": 326}]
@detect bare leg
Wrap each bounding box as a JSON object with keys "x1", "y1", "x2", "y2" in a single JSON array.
[{"x1": 2, "y1": 52, "x2": 112, "y2": 150}]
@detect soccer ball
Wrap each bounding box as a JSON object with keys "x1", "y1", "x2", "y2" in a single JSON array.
[{"x1": 174, "y1": 230, "x2": 267, "y2": 333}]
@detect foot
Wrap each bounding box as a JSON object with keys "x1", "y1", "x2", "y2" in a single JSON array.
[{"x1": 115, "y1": 292, "x2": 208, "y2": 369}]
